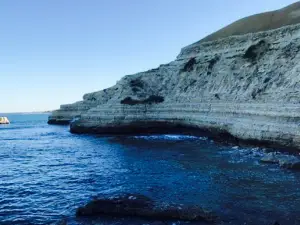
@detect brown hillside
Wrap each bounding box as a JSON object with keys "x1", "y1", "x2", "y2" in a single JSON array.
[{"x1": 199, "y1": 1, "x2": 300, "y2": 43}]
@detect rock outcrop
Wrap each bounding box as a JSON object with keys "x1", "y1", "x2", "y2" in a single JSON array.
[
  {"x1": 49, "y1": 2, "x2": 300, "y2": 150},
  {"x1": 0, "y1": 117, "x2": 10, "y2": 124},
  {"x1": 260, "y1": 152, "x2": 300, "y2": 170},
  {"x1": 76, "y1": 194, "x2": 216, "y2": 222}
]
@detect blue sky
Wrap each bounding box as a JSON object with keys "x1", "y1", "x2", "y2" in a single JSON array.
[{"x1": 0, "y1": 0, "x2": 296, "y2": 112}]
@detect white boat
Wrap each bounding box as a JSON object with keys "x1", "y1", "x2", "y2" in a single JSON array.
[{"x1": 0, "y1": 117, "x2": 10, "y2": 124}]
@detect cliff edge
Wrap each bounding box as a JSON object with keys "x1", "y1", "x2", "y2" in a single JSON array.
[{"x1": 49, "y1": 2, "x2": 300, "y2": 150}]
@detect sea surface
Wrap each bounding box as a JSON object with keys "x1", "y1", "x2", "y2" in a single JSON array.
[{"x1": 0, "y1": 114, "x2": 300, "y2": 225}]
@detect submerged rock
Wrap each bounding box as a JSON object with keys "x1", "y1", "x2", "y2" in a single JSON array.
[
  {"x1": 271, "y1": 222, "x2": 280, "y2": 225},
  {"x1": 260, "y1": 153, "x2": 279, "y2": 164},
  {"x1": 260, "y1": 152, "x2": 300, "y2": 171},
  {"x1": 54, "y1": 219, "x2": 67, "y2": 225},
  {"x1": 279, "y1": 158, "x2": 300, "y2": 170},
  {"x1": 76, "y1": 194, "x2": 216, "y2": 222}
]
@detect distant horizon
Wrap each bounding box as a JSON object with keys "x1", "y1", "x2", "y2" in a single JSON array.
[
  {"x1": 1, "y1": 0, "x2": 296, "y2": 113},
  {"x1": 0, "y1": 110, "x2": 52, "y2": 114}
]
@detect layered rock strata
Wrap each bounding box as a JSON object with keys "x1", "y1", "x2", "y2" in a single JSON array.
[
  {"x1": 49, "y1": 2, "x2": 300, "y2": 150},
  {"x1": 48, "y1": 101, "x2": 98, "y2": 125}
]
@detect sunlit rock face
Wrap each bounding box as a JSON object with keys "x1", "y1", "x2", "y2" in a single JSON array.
[{"x1": 49, "y1": 2, "x2": 300, "y2": 150}]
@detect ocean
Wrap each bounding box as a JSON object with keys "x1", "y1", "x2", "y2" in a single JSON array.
[{"x1": 0, "y1": 114, "x2": 300, "y2": 225}]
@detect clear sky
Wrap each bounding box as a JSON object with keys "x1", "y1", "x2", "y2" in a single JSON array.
[{"x1": 0, "y1": 0, "x2": 296, "y2": 112}]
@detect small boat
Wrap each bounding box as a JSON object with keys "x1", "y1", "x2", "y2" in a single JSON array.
[{"x1": 0, "y1": 117, "x2": 10, "y2": 124}]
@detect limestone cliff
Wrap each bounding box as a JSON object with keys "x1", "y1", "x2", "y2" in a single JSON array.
[{"x1": 49, "y1": 2, "x2": 300, "y2": 150}]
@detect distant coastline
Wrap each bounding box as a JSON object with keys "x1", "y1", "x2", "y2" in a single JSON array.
[{"x1": 0, "y1": 111, "x2": 52, "y2": 114}]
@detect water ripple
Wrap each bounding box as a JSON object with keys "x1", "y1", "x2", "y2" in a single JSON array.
[{"x1": 0, "y1": 114, "x2": 300, "y2": 225}]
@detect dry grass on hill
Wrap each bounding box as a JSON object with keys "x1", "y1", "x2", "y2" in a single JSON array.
[{"x1": 199, "y1": 1, "x2": 300, "y2": 43}]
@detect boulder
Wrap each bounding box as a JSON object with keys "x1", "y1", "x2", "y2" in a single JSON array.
[
  {"x1": 279, "y1": 158, "x2": 300, "y2": 170},
  {"x1": 76, "y1": 194, "x2": 216, "y2": 222},
  {"x1": 260, "y1": 152, "x2": 300, "y2": 171},
  {"x1": 271, "y1": 222, "x2": 280, "y2": 225},
  {"x1": 260, "y1": 153, "x2": 279, "y2": 164}
]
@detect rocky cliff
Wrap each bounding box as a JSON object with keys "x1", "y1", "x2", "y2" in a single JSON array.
[{"x1": 49, "y1": 2, "x2": 300, "y2": 150}]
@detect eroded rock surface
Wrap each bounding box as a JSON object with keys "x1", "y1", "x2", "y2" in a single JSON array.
[{"x1": 49, "y1": 2, "x2": 300, "y2": 150}]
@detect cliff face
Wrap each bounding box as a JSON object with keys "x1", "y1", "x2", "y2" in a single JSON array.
[{"x1": 49, "y1": 2, "x2": 300, "y2": 150}]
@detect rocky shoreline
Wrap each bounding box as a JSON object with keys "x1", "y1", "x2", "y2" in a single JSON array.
[{"x1": 49, "y1": 3, "x2": 300, "y2": 151}]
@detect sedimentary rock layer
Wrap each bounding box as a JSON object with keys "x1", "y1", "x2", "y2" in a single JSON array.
[{"x1": 49, "y1": 2, "x2": 300, "y2": 150}]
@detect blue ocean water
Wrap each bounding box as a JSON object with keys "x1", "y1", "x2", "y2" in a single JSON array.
[{"x1": 0, "y1": 114, "x2": 300, "y2": 225}]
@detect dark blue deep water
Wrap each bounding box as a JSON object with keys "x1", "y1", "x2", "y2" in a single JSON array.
[{"x1": 1, "y1": 114, "x2": 300, "y2": 225}]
